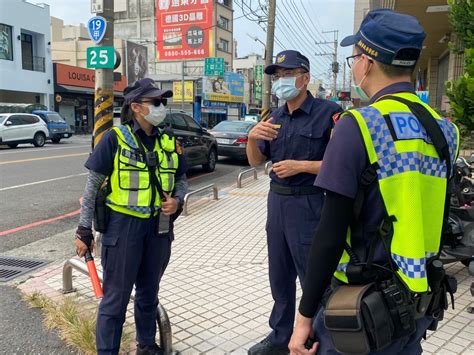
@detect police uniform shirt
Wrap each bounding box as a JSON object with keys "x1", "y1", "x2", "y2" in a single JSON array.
[
  {"x1": 257, "y1": 92, "x2": 343, "y2": 186},
  {"x1": 314, "y1": 82, "x2": 415, "y2": 264},
  {"x1": 85, "y1": 120, "x2": 188, "y2": 178}
]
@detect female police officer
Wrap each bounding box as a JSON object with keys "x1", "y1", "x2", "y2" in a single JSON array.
[{"x1": 75, "y1": 78, "x2": 188, "y2": 355}]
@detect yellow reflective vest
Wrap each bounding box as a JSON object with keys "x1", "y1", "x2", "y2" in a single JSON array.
[
  {"x1": 106, "y1": 124, "x2": 179, "y2": 218},
  {"x1": 334, "y1": 92, "x2": 459, "y2": 293}
]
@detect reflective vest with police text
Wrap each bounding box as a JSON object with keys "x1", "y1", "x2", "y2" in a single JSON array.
[
  {"x1": 334, "y1": 92, "x2": 459, "y2": 293},
  {"x1": 106, "y1": 124, "x2": 179, "y2": 218}
]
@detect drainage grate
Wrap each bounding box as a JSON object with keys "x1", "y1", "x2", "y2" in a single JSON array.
[{"x1": 0, "y1": 256, "x2": 49, "y2": 282}]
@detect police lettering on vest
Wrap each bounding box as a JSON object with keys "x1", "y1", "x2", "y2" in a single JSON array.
[{"x1": 335, "y1": 93, "x2": 459, "y2": 293}]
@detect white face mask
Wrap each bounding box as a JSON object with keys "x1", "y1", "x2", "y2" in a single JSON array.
[{"x1": 142, "y1": 103, "x2": 167, "y2": 126}]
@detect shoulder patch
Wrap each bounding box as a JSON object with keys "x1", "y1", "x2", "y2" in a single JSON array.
[{"x1": 332, "y1": 112, "x2": 342, "y2": 124}]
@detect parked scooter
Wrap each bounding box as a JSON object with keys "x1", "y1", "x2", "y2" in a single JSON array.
[{"x1": 441, "y1": 158, "x2": 474, "y2": 269}]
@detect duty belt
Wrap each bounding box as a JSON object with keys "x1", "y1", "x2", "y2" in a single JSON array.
[{"x1": 270, "y1": 182, "x2": 320, "y2": 196}]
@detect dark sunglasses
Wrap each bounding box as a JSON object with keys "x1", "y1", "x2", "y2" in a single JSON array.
[{"x1": 137, "y1": 98, "x2": 168, "y2": 107}]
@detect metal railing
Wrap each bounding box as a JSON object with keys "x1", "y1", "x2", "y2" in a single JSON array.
[
  {"x1": 183, "y1": 184, "x2": 218, "y2": 216},
  {"x1": 237, "y1": 167, "x2": 258, "y2": 188},
  {"x1": 264, "y1": 161, "x2": 272, "y2": 175},
  {"x1": 22, "y1": 56, "x2": 46, "y2": 72},
  {"x1": 62, "y1": 258, "x2": 175, "y2": 354}
]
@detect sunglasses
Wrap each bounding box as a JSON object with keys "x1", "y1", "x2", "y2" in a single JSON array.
[{"x1": 137, "y1": 98, "x2": 168, "y2": 107}]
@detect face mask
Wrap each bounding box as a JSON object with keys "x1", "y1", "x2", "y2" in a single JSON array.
[
  {"x1": 351, "y1": 57, "x2": 371, "y2": 102},
  {"x1": 271, "y1": 76, "x2": 303, "y2": 101},
  {"x1": 142, "y1": 103, "x2": 167, "y2": 126}
]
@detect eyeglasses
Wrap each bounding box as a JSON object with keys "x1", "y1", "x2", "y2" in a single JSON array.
[
  {"x1": 138, "y1": 98, "x2": 168, "y2": 107},
  {"x1": 346, "y1": 54, "x2": 363, "y2": 69},
  {"x1": 271, "y1": 71, "x2": 307, "y2": 81}
]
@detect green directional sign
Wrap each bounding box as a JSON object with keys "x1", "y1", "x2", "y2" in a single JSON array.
[
  {"x1": 86, "y1": 46, "x2": 114, "y2": 69},
  {"x1": 204, "y1": 57, "x2": 225, "y2": 76},
  {"x1": 253, "y1": 64, "x2": 264, "y2": 102}
]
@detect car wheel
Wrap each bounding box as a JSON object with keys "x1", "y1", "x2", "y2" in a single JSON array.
[
  {"x1": 52, "y1": 137, "x2": 61, "y2": 144},
  {"x1": 33, "y1": 132, "x2": 46, "y2": 147},
  {"x1": 203, "y1": 148, "x2": 217, "y2": 172},
  {"x1": 7, "y1": 143, "x2": 18, "y2": 148}
]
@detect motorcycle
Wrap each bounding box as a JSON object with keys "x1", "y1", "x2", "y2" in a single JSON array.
[{"x1": 441, "y1": 158, "x2": 474, "y2": 270}]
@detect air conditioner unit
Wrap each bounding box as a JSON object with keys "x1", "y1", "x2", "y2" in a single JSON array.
[{"x1": 217, "y1": 43, "x2": 224, "y2": 50}]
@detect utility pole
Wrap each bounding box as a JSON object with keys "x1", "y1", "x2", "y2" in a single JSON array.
[
  {"x1": 181, "y1": 60, "x2": 185, "y2": 111},
  {"x1": 262, "y1": 0, "x2": 276, "y2": 113},
  {"x1": 315, "y1": 30, "x2": 339, "y2": 98},
  {"x1": 92, "y1": 0, "x2": 114, "y2": 148}
]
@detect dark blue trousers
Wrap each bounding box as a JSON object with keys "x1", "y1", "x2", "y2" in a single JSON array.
[
  {"x1": 266, "y1": 191, "x2": 323, "y2": 347},
  {"x1": 96, "y1": 211, "x2": 172, "y2": 355},
  {"x1": 313, "y1": 306, "x2": 434, "y2": 354}
]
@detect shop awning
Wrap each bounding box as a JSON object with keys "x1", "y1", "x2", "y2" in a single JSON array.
[{"x1": 55, "y1": 84, "x2": 124, "y2": 97}]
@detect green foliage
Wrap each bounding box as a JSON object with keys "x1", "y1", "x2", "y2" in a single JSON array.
[{"x1": 446, "y1": 0, "x2": 474, "y2": 131}]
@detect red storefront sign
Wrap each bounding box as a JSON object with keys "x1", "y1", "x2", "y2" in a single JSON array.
[
  {"x1": 156, "y1": 0, "x2": 213, "y2": 60},
  {"x1": 55, "y1": 63, "x2": 127, "y2": 92}
]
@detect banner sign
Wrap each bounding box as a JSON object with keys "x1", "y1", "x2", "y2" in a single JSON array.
[
  {"x1": 173, "y1": 81, "x2": 194, "y2": 102},
  {"x1": 203, "y1": 72, "x2": 245, "y2": 103},
  {"x1": 156, "y1": 0, "x2": 213, "y2": 60}
]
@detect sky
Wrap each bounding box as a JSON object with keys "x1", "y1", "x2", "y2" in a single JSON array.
[{"x1": 40, "y1": 0, "x2": 355, "y2": 88}]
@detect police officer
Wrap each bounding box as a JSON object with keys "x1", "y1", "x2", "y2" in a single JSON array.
[
  {"x1": 289, "y1": 9, "x2": 459, "y2": 355},
  {"x1": 246, "y1": 50, "x2": 343, "y2": 355},
  {"x1": 75, "y1": 78, "x2": 188, "y2": 355}
]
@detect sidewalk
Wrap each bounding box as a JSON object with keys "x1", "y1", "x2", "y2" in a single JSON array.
[{"x1": 14, "y1": 173, "x2": 474, "y2": 354}]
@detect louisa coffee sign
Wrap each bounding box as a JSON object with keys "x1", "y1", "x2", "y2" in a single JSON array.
[{"x1": 55, "y1": 63, "x2": 126, "y2": 92}]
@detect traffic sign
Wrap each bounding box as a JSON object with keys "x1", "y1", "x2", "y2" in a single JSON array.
[
  {"x1": 87, "y1": 16, "x2": 107, "y2": 44},
  {"x1": 87, "y1": 46, "x2": 115, "y2": 69},
  {"x1": 204, "y1": 57, "x2": 225, "y2": 76},
  {"x1": 91, "y1": 0, "x2": 104, "y2": 14}
]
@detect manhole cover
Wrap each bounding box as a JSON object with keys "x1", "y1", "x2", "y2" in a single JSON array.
[{"x1": 0, "y1": 256, "x2": 49, "y2": 282}]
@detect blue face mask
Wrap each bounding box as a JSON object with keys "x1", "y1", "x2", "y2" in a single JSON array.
[{"x1": 271, "y1": 76, "x2": 302, "y2": 101}]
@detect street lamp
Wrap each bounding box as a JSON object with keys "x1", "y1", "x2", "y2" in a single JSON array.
[{"x1": 247, "y1": 33, "x2": 266, "y2": 60}]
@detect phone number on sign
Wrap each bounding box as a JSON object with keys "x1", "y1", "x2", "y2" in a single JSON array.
[{"x1": 164, "y1": 49, "x2": 205, "y2": 57}]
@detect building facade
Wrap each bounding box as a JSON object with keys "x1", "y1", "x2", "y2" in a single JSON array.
[
  {"x1": 233, "y1": 53, "x2": 265, "y2": 111},
  {"x1": 0, "y1": 0, "x2": 54, "y2": 109},
  {"x1": 352, "y1": 0, "x2": 464, "y2": 112}
]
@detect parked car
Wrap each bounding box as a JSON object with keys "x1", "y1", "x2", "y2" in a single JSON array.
[
  {"x1": 32, "y1": 110, "x2": 73, "y2": 143},
  {"x1": 0, "y1": 113, "x2": 49, "y2": 148},
  {"x1": 209, "y1": 120, "x2": 256, "y2": 160},
  {"x1": 159, "y1": 111, "x2": 218, "y2": 172}
]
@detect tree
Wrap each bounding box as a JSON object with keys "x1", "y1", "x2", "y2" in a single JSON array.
[{"x1": 446, "y1": 0, "x2": 474, "y2": 130}]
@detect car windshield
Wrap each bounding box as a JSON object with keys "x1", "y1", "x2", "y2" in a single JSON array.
[
  {"x1": 46, "y1": 113, "x2": 66, "y2": 123},
  {"x1": 0, "y1": 115, "x2": 6, "y2": 124},
  {"x1": 213, "y1": 121, "x2": 255, "y2": 133}
]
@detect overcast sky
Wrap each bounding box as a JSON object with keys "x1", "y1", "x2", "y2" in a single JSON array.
[{"x1": 39, "y1": 0, "x2": 354, "y2": 87}]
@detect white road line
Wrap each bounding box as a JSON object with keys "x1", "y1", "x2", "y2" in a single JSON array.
[
  {"x1": 0, "y1": 173, "x2": 88, "y2": 191},
  {"x1": 0, "y1": 144, "x2": 90, "y2": 155}
]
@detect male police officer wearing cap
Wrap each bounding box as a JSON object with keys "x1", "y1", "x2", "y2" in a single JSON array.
[
  {"x1": 246, "y1": 50, "x2": 342, "y2": 355},
  {"x1": 289, "y1": 9, "x2": 459, "y2": 355},
  {"x1": 75, "y1": 78, "x2": 188, "y2": 355}
]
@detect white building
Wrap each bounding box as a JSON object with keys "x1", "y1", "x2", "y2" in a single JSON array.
[
  {"x1": 0, "y1": 0, "x2": 54, "y2": 109},
  {"x1": 233, "y1": 53, "x2": 264, "y2": 110}
]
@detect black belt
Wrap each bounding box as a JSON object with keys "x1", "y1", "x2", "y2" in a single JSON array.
[{"x1": 270, "y1": 182, "x2": 320, "y2": 196}]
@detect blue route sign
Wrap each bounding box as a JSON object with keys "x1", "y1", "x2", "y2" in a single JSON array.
[{"x1": 87, "y1": 16, "x2": 107, "y2": 44}]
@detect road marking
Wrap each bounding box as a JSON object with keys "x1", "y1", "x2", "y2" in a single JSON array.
[
  {"x1": 0, "y1": 209, "x2": 81, "y2": 237},
  {"x1": 187, "y1": 171, "x2": 216, "y2": 181},
  {"x1": 0, "y1": 173, "x2": 88, "y2": 191},
  {"x1": 0, "y1": 152, "x2": 89, "y2": 165},
  {"x1": 0, "y1": 144, "x2": 90, "y2": 155}
]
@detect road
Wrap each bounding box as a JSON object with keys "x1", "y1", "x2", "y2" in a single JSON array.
[{"x1": 0, "y1": 135, "x2": 261, "y2": 254}]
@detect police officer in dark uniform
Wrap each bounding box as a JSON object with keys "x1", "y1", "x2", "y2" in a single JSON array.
[
  {"x1": 289, "y1": 10, "x2": 458, "y2": 355},
  {"x1": 75, "y1": 78, "x2": 188, "y2": 355},
  {"x1": 246, "y1": 50, "x2": 343, "y2": 355}
]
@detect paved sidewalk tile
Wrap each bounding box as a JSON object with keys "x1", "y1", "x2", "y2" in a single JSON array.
[{"x1": 14, "y1": 174, "x2": 474, "y2": 354}]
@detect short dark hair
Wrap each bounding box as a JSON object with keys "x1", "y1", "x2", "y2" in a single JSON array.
[
  {"x1": 355, "y1": 46, "x2": 414, "y2": 78},
  {"x1": 120, "y1": 103, "x2": 134, "y2": 125},
  {"x1": 376, "y1": 62, "x2": 414, "y2": 78}
]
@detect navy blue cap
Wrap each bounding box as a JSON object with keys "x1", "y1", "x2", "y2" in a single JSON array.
[
  {"x1": 124, "y1": 78, "x2": 173, "y2": 104},
  {"x1": 264, "y1": 50, "x2": 310, "y2": 75},
  {"x1": 341, "y1": 9, "x2": 426, "y2": 67}
]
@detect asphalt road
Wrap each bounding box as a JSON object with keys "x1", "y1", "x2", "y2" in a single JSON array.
[{"x1": 0, "y1": 135, "x2": 260, "y2": 254}]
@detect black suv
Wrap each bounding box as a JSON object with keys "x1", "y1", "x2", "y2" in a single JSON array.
[{"x1": 159, "y1": 111, "x2": 218, "y2": 172}]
